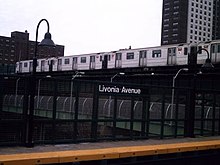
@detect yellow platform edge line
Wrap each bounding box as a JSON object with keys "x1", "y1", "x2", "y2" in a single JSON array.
[{"x1": 1, "y1": 139, "x2": 220, "y2": 165}]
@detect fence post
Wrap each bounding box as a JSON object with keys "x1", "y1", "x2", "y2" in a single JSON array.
[
  {"x1": 184, "y1": 74, "x2": 196, "y2": 138},
  {"x1": 25, "y1": 75, "x2": 35, "y2": 147},
  {"x1": 52, "y1": 78, "x2": 58, "y2": 143},
  {"x1": 0, "y1": 76, "x2": 4, "y2": 120},
  {"x1": 91, "y1": 82, "x2": 99, "y2": 141}
]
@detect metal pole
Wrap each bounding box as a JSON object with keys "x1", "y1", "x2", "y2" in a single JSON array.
[
  {"x1": 171, "y1": 68, "x2": 188, "y2": 125},
  {"x1": 15, "y1": 78, "x2": 20, "y2": 106},
  {"x1": 70, "y1": 72, "x2": 84, "y2": 111},
  {"x1": 26, "y1": 19, "x2": 51, "y2": 147},
  {"x1": 108, "y1": 73, "x2": 125, "y2": 116},
  {"x1": 37, "y1": 79, "x2": 42, "y2": 109}
]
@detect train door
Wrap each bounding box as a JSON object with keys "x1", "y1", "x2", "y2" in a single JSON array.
[
  {"x1": 167, "y1": 47, "x2": 177, "y2": 65},
  {"x1": 211, "y1": 44, "x2": 220, "y2": 63},
  {"x1": 102, "y1": 55, "x2": 108, "y2": 69},
  {"x1": 115, "y1": 53, "x2": 122, "y2": 68},
  {"x1": 49, "y1": 60, "x2": 53, "y2": 72},
  {"x1": 19, "y1": 62, "x2": 22, "y2": 72},
  {"x1": 41, "y1": 60, "x2": 45, "y2": 72},
  {"x1": 29, "y1": 61, "x2": 33, "y2": 72},
  {"x1": 90, "y1": 56, "x2": 95, "y2": 69},
  {"x1": 139, "y1": 50, "x2": 147, "y2": 67},
  {"x1": 72, "y1": 57, "x2": 78, "y2": 70},
  {"x1": 57, "y1": 59, "x2": 62, "y2": 71}
]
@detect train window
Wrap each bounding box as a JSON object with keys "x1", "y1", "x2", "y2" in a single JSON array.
[
  {"x1": 184, "y1": 47, "x2": 188, "y2": 55},
  {"x1": 140, "y1": 50, "x2": 147, "y2": 58},
  {"x1": 73, "y1": 57, "x2": 77, "y2": 63},
  {"x1": 211, "y1": 45, "x2": 215, "y2": 53},
  {"x1": 81, "y1": 57, "x2": 86, "y2": 63},
  {"x1": 24, "y1": 62, "x2": 27, "y2": 67},
  {"x1": 218, "y1": 45, "x2": 220, "y2": 53},
  {"x1": 126, "y1": 52, "x2": 134, "y2": 60},
  {"x1": 198, "y1": 46, "x2": 202, "y2": 54},
  {"x1": 90, "y1": 56, "x2": 95, "y2": 62},
  {"x1": 64, "y1": 59, "x2": 70, "y2": 64},
  {"x1": 100, "y1": 56, "x2": 102, "y2": 61},
  {"x1": 41, "y1": 60, "x2": 45, "y2": 66},
  {"x1": 51, "y1": 60, "x2": 54, "y2": 65},
  {"x1": 152, "y1": 50, "x2": 161, "y2": 58},
  {"x1": 116, "y1": 53, "x2": 122, "y2": 60},
  {"x1": 58, "y1": 59, "x2": 62, "y2": 65}
]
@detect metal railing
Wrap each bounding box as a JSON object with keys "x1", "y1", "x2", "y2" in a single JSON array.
[{"x1": 0, "y1": 75, "x2": 220, "y2": 146}]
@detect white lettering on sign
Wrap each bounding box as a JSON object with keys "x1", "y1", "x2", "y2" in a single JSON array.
[
  {"x1": 99, "y1": 85, "x2": 120, "y2": 93},
  {"x1": 121, "y1": 86, "x2": 141, "y2": 94},
  {"x1": 99, "y1": 85, "x2": 141, "y2": 95}
]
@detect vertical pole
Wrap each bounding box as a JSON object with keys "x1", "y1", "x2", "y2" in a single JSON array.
[
  {"x1": 212, "y1": 94, "x2": 216, "y2": 136},
  {"x1": 23, "y1": 77, "x2": 29, "y2": 145},
  {"x1": 52, "y1": 78, "x2": 57, "y2": 144},
  {"x1": 145, "y1": 96, "x2": 150, "y2": 139},
  {"x1": 37, "y1": 79, "x2": 42, "y2": 109},
  {"x1": 141, "y1": 97, "x2": 147, "y2": 138},
  {"x1": 91, "y1": 82, "x2": 99, "y2": 141},
  {"x1": 130, "y1": 97, "x2": 134, "y2": 139},
  {"x1": 0, "y1": 76, "x2": 4, "y2": 120},
  {"x1": 184, "y1": 74, "x2": 196, "y2": 138},
  {"x1": 160, "y1": 90, "x2": 165, "y2": 139},
  {"x1": 26, "y1": 75, "x2": 35, "y2": 147},
  {"x1": 113, "y1": 97, "x2": 117, "y2": 139},
  {"x1": 74, "y1": 81, "x2": 79, "y2": 141}
]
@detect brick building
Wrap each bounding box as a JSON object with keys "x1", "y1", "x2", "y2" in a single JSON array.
[{"x1": 0, "y1": 31, "x2": 64, "y2": 66}]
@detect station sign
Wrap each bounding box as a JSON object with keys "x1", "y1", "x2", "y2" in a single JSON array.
[{"x1": 98, "y1": 84, "x2": 146, "y2": 95}]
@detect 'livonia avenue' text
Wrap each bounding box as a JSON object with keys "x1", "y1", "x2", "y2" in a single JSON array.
[{"x1": 99, "y1": 85, "x2": 141, "y2": 94}]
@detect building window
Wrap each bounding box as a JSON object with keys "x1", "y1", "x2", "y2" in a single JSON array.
[{"x1": 126, "y1": 52, "x2": 134, "y2": 60}]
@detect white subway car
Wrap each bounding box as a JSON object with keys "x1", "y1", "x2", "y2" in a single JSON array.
[{"x1": 16, "y1": 40, "x2": 220, "y2": 73}]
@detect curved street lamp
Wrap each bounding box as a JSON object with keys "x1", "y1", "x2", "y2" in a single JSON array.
[
  {"x1": 27, "y1": 19, "x2": 56, "y2": 147},
  {"x1": 108, "y1": 72, "x2": 125, "y2": 116},
  {"x1": 33, "y1": 19, "x2": 56, "y2": 74},
  {"x1": 170, "y1": 68, "x2": 188, "y2": 125},
  {"x1": 198, "y1": 48, "x2": 214, "y2": 70}
]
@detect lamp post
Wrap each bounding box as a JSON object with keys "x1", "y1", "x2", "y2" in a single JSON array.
[
  {"x1": 70, "y1": 71, "x2": 85, "y2": 111},
  {"x1": 15, "y1": 78, "x2": 20, "y2": 106},
  {"x1": 198, "y1": 48, "x2": 214, "y2": 71},
  {"x1": 170, "y1": 68, "x2": 188, "y2": 125},
  {"x1": 108, "y1": 72, "x2": 125, "y2": 116},
  {"x1": 26, "y1": 19, "x2": 56, "y2": 147},
  {"x1": 110, "y1": 72, "x2": 125, "y2": 83}
]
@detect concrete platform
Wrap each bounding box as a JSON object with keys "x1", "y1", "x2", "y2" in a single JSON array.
[{"x1": 0, "y1": 136, "x2": 220, "y2": 165}]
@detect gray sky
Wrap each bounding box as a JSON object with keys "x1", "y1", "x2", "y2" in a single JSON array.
[{"x1": 0, "y1": 0, "x2": 162, "y2": 55}]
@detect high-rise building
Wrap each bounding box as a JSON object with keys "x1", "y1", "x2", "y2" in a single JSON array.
[
  {"x1": 213, "y1": 0, "x2": 220, "y2": 40},
  {"x1": 161, "y1": 0, "x2": 220, "y2": 45},
  {"x1": 0, "y1": 31, "x2": 64, "y2": 65}
]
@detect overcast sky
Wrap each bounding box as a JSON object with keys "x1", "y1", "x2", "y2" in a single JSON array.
[{"x1": 0, "y1": 0, "x2": 162, "y2": 55}]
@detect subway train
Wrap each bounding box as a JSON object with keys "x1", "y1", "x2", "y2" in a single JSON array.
[{"x1": 16, "y1": 40, "x2": 220, "y2": 73}]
